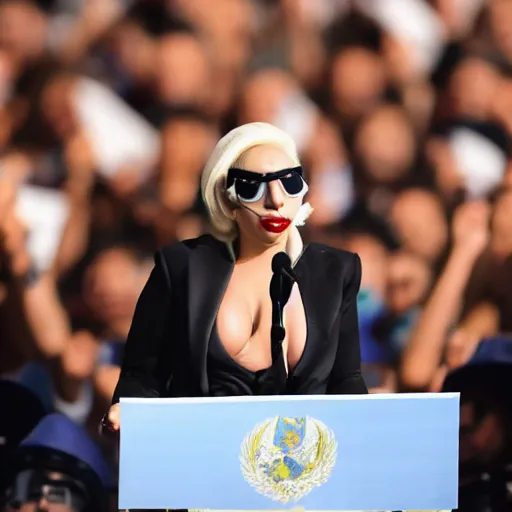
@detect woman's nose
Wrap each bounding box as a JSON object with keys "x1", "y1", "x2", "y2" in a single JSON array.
[{"x1": 264, "y1": 181, "x2": 285, "y2": 210}]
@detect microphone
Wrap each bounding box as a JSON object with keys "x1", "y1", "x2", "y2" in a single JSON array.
[
  {"x1": 271, "y1": 252, "x2": 296, "y2": 284},
  {"x1": 239, "y1": 202, "x2": 263, "y2": 219},
  {"x1": 269, "y1": 251, "x2": 295, "y2": 349}
]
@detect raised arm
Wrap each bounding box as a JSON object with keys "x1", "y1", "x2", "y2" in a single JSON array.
[
  {"x1": 400, "y1": 201, "x2": 490, "y2": 390},
  {"x1": 327, "y1": 253, "x2": 368, "y2": 394}
]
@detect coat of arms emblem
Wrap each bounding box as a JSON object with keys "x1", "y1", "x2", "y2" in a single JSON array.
[{"x1": 240, "y1": 416, "x2": 338, "y2": 504}]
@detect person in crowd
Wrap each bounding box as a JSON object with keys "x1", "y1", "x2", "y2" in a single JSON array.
[
  {"x1": 443, "y1": 336, "x2": 512, "y2": 512},
  {"x1": 2, "y1": 413, "x2": 114, "y2": 512}
]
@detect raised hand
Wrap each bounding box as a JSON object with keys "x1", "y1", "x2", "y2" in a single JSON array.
[{"x1": 452, "y1": 200, "x2": 490, "y2": 257}]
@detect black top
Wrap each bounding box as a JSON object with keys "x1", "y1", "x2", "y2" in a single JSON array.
[
  {"x1": 112, "y1": 234, "x2": 367, "y2": 402},
  {"x1": 207, "y1": 324, "x2": 290, "y2": 396}
]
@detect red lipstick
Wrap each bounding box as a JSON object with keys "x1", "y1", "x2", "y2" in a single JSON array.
[{"x1": 259, "y1": 216, "x2": 291, "y2": 233}]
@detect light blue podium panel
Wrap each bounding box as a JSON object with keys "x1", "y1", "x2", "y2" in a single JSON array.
[{"x1": 119, "y1": 393, "x2": 459, "y2": 511}]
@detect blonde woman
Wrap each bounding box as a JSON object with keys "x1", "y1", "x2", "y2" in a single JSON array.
[{"x1": 103, "y1": 122, "x2": 367, "y2": 432}]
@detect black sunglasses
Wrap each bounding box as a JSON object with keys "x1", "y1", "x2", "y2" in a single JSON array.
[{"x1": 226, "y1": 166, "x2": 308, "y2": 203}]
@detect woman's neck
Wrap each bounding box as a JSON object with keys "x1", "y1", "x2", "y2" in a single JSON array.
[{"x1": 236, "y1": 234, "x2": 288, "y2": 264}]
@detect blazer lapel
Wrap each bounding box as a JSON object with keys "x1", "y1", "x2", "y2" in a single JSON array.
[
  {"x1": 188, "y1": 238, "x2": 234, "y2": 396},
  {"x1": 292, "y1": 245, "x2": 342, "y2": 377}
]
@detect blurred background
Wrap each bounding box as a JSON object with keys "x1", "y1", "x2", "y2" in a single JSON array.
[{"x1": 1, "y1": 0, "x2": 512, "y2": 510}]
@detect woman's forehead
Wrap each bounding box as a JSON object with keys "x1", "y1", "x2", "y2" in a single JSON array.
[{"x1": 233, "y1": 144, "x2": 296, "y2": 174}]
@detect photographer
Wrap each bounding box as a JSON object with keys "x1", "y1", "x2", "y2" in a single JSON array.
[
  {"x1": 2, "y1": 413, "x2": 114, "y2": 512},
  {"x1": 443, "y1": 336, "x2": 512, "y2": 512}
]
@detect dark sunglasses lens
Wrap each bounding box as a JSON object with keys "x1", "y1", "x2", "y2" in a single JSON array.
[
  {"x1": 234, "y1": 179, "x2": 262, "y2": 201},
  {"x1": 45, "y1": 487, "x2": 68, "y2": 504},
  {"x1": 25, "y1": 486, "x2": 67, "y2": 506},
  {"x1": 280, "y1": 174, "x2": 305, "y2": 196}
]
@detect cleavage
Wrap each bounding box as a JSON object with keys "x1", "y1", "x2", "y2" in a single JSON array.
[{"x1": 216, "y1": 265, "x2": 307, "y2": 373}]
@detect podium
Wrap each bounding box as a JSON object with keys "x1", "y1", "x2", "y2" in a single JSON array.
[{"x1": 118, "y1": 393, "x2": 459, "y2": 511}]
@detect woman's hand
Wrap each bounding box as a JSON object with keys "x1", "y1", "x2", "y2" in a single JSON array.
[{"x1": 102, "y1": 402, "x2": 120, "y2": 433}]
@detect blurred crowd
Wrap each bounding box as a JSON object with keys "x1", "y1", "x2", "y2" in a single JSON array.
[{"x1": 1, "y1": 0, "x2": 512, "y2": 510}]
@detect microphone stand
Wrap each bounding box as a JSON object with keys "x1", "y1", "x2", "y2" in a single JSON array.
[
  {"x1": 257, "y1": 257, "x2": 294, "y2": 395},
  {"x1": 270, "y1": 270, "x2": 286, "y2": 362}
]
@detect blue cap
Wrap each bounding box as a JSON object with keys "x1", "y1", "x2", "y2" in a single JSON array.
[
  {"x1": 19, "y1": 413, "x2": 114, "y2": 490},
  {"x1": 462, "y1": 335, "x2": 512, "y2": 366}
]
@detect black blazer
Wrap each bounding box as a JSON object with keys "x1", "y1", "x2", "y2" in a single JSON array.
[{"x1": 112, "y1": 234, "x2": 367, "y2": 402}]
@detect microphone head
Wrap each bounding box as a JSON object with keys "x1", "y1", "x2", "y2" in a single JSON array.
[{"x1": 272, "y1": 252, "x2": 291, "y2": 273}]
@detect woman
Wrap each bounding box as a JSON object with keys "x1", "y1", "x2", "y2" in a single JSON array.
[{"x1": 103, "y1": 122, "x2": 367, "y2": 432}]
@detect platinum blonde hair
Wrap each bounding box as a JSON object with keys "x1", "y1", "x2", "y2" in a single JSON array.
[{"x1": 201, "y1": 122, "x2": 312, "y2": 242}]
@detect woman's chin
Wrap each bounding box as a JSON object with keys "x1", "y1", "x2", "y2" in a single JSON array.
[{"x1": 258, "y1": 227, "x2": 290, "y2": 246}]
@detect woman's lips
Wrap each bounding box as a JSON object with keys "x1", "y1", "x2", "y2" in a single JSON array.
[{"x1": 259, "y1": 216, "x2": 291, "y2": 233}]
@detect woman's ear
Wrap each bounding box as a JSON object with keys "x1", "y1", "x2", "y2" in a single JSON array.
[{"x1": 221, "y1": 190, "x2": 238, "y2": 218}]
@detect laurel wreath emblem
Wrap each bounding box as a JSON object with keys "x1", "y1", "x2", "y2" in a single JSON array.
[{"x1": 239, "y1": 416, "x2": 338, "y2": 504}]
